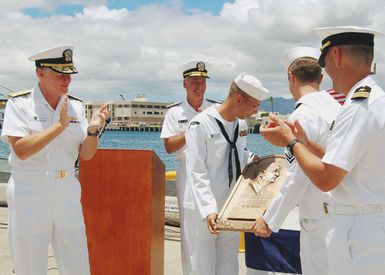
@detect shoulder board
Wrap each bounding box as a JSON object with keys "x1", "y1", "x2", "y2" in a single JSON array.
[
  {"x1": 351, "y1": 86, "x2": 371, "y2": 100},
  {"x1": 8, "y1": 89, "x2": 32, "y2": 98},
  {"x1": 68, "y1": 94, "x2": 83, "y2": 102},
  {"x1": 206, "y1": 98, "x2": 222, "y2": 104},
  {"x1": 166, "y1": 101, "x2": 182, "y2": 108}
]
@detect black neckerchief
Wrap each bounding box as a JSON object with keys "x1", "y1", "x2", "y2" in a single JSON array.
[{"x1": 215, "y1": 118, "x2": 241, "y2": 187}]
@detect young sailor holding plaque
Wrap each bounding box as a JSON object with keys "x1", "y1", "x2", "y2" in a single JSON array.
[
  {"x1": 251, "y1": 47, "x2": 341, "y2": 275},
  {"x1": 184, "y1": 73, "x2": 269, "y2": 275}
]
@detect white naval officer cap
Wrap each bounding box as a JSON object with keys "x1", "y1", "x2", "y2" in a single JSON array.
[
  {"x1": 281, "y1": 46, "x2": 320, "y2": 71},
  {"x1": 177, "y1": 60, "x2": 211, "y2": 78},
  {"x1": 314, "y1": 26, "x2": 383, "y2": 67},
  {"x1": 234, "y1": 73, "x2": 269, "y2": 101},
  {"x1": 28, "y1": 45, "x2": 78, "y2": 74}
]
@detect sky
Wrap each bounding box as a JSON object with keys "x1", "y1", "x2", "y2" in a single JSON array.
[{"x1": 1, "y1": 0, "x2": 385, "y2": 103}]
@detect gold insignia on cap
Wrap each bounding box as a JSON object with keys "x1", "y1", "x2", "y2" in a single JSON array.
[
  {"x1": 321, "y1": 41, "x2": 331, "y2": 50},
  {"x1": 196, "y1": 62, "x2": 205, "y2": 71},
  {"x1": 351, "y1": 86, "x2": 371, "y2": 100},
  {"x1": 63, "y1": 49, "x2": 73, "y2": 62}
]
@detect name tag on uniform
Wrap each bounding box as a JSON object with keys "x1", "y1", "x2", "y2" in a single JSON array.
[
  {"x1": 68, "y1": 116, "x2": 81, "y2": 124},
  {"x1": 33, "y1": 115, "x2": 48, "y2": 122},
  {"x1": 178, "y1": 119, "x2": 188, "y2": 124}
]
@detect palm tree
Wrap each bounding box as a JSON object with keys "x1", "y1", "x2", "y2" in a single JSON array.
[{"x1": 268, "y1": 96, "x2": 274, "y2": 113}]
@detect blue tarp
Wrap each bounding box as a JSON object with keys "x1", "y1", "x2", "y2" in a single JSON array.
[{"x1": 245, "y1": 230, "x2": 302, "y2": 274}]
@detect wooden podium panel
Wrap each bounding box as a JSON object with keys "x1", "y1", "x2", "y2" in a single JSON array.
[{"x1": 79, "y1": 149, "x2": 165, "y2": 275}]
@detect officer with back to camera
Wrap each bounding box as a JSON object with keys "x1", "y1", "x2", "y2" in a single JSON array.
[{"x1": 251, "y1": 46, "x2": 341, "y2": 275}]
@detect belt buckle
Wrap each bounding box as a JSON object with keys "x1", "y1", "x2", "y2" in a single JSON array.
[
  {"x1": 56, "y1": 169, "x2": 67, "y2": 179},
  {"x1": 323, "y1": 202, "x2": 329, "y2": 214}
]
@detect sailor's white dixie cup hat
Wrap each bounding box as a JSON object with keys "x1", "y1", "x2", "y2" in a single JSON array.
[
  {"x1": 234, "y1": 73, "x2": 269, "y2": 101},
  {"x1": 281, "y1": 46, "x2": 321, "y2": 71},
  {"x1": 314, "y1": 26, "x2": 382, "y2": 67},
  {"x1": 28, "y1": 45, "x2": 78, "y2": 74},
  {"x1": 178, "y1": 60, "x2": 211, "y2": 78}
]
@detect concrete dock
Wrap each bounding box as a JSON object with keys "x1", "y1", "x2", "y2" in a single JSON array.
[{"x1": 0, "y1": 207, "x2": 248, "y2": 275}]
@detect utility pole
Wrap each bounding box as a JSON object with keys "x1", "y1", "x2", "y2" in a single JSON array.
[
  {"x1": 268, "y1": 96, "x2": 274, "y2": 113},
  {"x1": 120, "y1": 94, "x2": 126, "y2": 101}
]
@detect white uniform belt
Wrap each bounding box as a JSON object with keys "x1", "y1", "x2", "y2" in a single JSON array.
[
  {"x1": 323, "y1": 203, "x2": 385, "y2": 215},
  {"x1": 12, "y1": 168, "x2": 75, "y2": 179}
]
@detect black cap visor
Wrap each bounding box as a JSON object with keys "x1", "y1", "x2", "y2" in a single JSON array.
[{"x1": 318, "y1": 49, "x2": 328, "y2": 67}]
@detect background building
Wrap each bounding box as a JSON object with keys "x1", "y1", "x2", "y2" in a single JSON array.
[{"x1": 84, "y1": 94, "x2": 169, "y2": 126}]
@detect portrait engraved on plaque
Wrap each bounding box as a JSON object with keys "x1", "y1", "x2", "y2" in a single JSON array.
[{"x1": 217, "y1": 155, "x2": 287, "y2": 231}]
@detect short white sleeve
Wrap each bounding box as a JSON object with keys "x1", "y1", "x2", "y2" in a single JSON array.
[
  {"x1": 323, "y1": 103, "x2": 379, "y2": 172},
  {"x1": 1, "y1": 99, "x2": 30, "y2": 143}
]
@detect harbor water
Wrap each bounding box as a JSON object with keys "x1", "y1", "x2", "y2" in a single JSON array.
[{"x1": 0, "y1": 130, "x2": 283, "y2": 172}]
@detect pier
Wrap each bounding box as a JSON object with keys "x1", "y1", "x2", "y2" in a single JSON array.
[
  {"x1": 105, "y1": 123, "x2": 262, "y2": 133},
  {"x1": 106, "y1": 124, "x2": 162, "y2": 132}
]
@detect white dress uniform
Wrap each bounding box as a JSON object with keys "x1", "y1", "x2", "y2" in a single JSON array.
[
  {"x1": 2, "y1": 86, "x2": 90, "y2": 275},
  {"x1": 322, "y1": 75, "x2": 385, "y2": 275},
  {"x1": 184, "y1": 104, "x2": 254, "y2": 275},
  {"x1": 160, "y1": 98, "x2": 215, "y2": 274},
  {"x1": 263, "y1": 91, "x2": 341, "y2": 275}
]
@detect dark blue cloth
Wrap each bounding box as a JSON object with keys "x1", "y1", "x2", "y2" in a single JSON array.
[{"x1": 245, "y1": 230, "x2": 302, "y2": 274}]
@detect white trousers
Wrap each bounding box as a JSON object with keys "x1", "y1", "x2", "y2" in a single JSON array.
[
  {"x1": 299, "y1": 218, "x2": 328, "y2": 275},
  {"x1": 7, "y1": 171, "x2": 90, "y2": 275},
  {"x1": 184, "y1": 208, "x2": 240, "y2": 275},
  {"x1": 326, "y1": 211, "x2": 385, "y2": 275},
  {"x1": 175, "y1": 162, "x2": 192, "y2": 275}
]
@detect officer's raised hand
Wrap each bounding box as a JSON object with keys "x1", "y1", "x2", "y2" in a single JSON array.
[
  {"x1": 88, "y1": 104, "x2": 111, "y2": 133},
  {"x1": 59, "y1": 94, "x2": 70, "y2": 130}
]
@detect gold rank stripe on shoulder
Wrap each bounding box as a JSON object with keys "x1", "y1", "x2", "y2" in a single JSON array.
[
  {"x1": 8, "y1": 89, "x2": 32, "y2": 98},
  {"x1": 166, "y1": 101, "x2": 182, "y2": 108},
  {"x1": 68, "y1": 94, "x2": 83, "y2": 102},
  {"x1": 351, "y1": 86, "x2": 371, "y2": 100}
]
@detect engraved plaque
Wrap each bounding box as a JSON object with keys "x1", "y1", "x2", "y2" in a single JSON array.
[{"x1": 217, "y1": 155, "x2": 287, "y2": 232}]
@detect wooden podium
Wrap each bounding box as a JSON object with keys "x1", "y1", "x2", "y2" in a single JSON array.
[{"x1": 79, "y1": 149, "x2": 165, "y2": 275}]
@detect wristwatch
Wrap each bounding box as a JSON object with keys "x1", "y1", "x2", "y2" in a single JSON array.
[
  {"x1": 286, "y1": 139, "x2": 302, "y2": 155},
  {"x1": 87, "y1": 128, "x2": 100, "y2": 137}
]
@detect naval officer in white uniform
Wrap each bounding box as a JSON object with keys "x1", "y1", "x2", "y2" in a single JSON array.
[
  {"x1": 160, "y1": 60, "x2": 217, "y2": 275},
  {"x1": 260, "y1": 26, "x2": 385, "y2": 275},
  {"x1": 252, "y1": 47, "x2": 341, "y2": 275},
  {"x1": 2, "y1": 45, "x2": 110, "y2": 275},
  {"x1": 185, "y1": 73, "x2": 269, "y2": 275}
]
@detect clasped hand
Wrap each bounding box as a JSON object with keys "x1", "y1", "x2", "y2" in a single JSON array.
[{"x1": 259, "y1": 114, "x2": 308, "y2": 147}]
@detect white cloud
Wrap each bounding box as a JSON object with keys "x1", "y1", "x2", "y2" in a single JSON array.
[
  {"x1": 220, "y1": 0, "x2": 260, "y2": 23},
  {"x1": 1, "y1": 0, "x2": 385, "y2": 103},
  {"x1": 74, "y1": 5, "x2": 128, "y2": 21}
]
